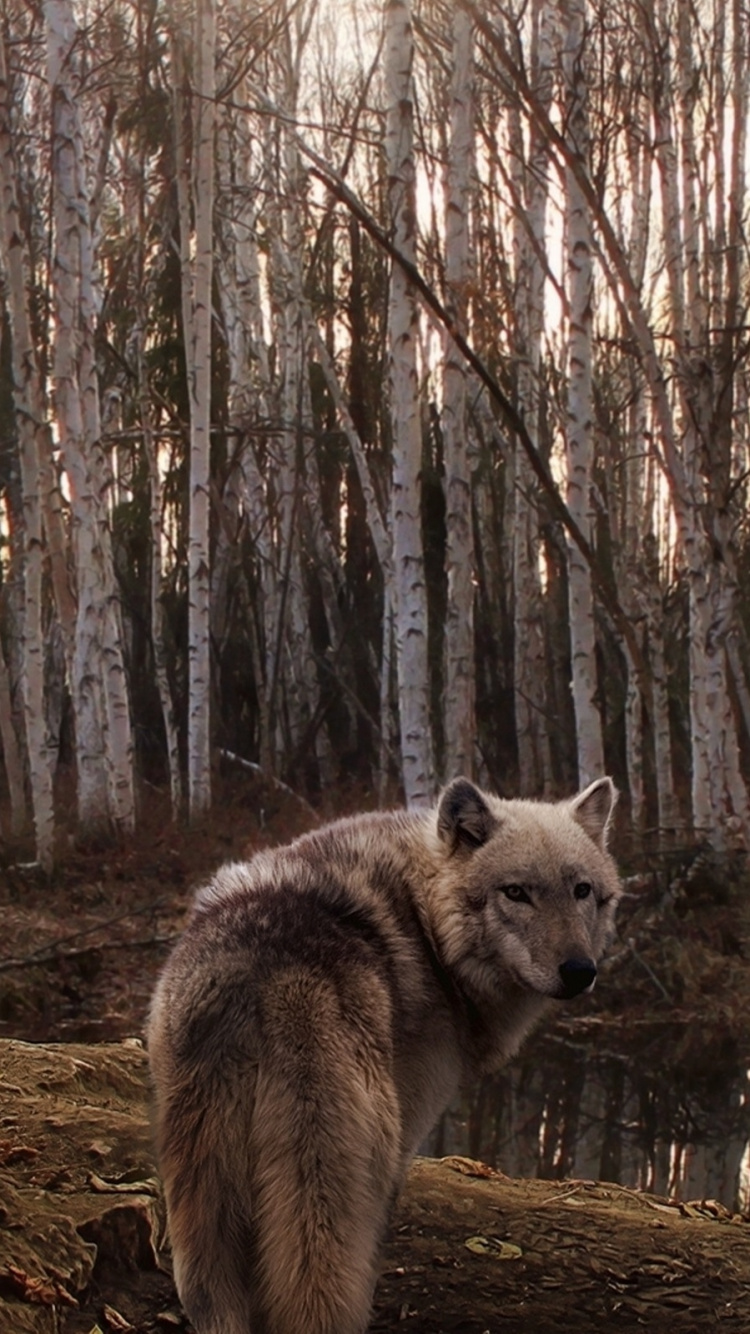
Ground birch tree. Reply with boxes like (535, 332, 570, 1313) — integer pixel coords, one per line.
(46, 0, 136, 838)
(509, 0, 554, 796)
(386, 0, 435, 804)
(169, 0, 215, 819)
(561, 0, 604, 786)
(2, 0, 750, 851)
(442, 6, 476, 782)
(0, 32, 54, 867)
(138, 340, 183, 819)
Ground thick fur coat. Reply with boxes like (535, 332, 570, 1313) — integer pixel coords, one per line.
(148, 777, 621, 1334)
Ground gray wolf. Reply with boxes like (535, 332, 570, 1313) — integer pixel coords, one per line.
(148, 776, 621, 1334)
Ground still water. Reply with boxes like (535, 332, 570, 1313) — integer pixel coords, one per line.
(428, 1020, 750, 1212)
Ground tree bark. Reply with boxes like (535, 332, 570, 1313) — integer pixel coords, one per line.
(442, 5, 476, 782)
(509, 0, 554, 797)
(385, 0, 435, 805)
(0, 30, 55, 867)
(170, 0, 215, 819)
(561, 0, 604, 786)
(46, 0, 136, 839)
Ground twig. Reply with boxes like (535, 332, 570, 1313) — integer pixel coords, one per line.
(626, 936, 673, 1002)
(538, 1184, 585, 1207)
(0, 934, 179, 973)
(219, 751, 321, 825)
(0, 897, 168, 973)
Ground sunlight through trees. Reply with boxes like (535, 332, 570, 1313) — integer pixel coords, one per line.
(0, 0, 749, 861)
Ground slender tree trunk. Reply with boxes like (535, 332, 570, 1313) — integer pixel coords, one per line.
(442, 5, 476, 781)
(561, 0, 604, 786)
(510, 0, 553, 796)
(188, 0, 214, 817)
(385, 0, 435, 804)
(0, 31, 55, 867)
(214, 97, 263, 759)
(215, 85, 278, 774)
(46, 0, 135, 838)
(139, 350, 183, 820)
(170, 0, 215, 819)
(378, 587, 396, 804)
(271, 34, 323, 780)
(612, 87, 655, 839)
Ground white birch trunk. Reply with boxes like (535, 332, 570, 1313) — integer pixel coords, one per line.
(188, 0, 214, 817)
(170, 0, 215, 818)
(39, 441, 76, 685)
(213, 106, 251, 653)
(510, 0, 553, 797)
(676, 3, 704, 349)
(386, 0, 435, 805)
(0, 31, 55, 866)
(378, 586, 396, 805)
(561, 0, 604, 787)
(47, 0, 108, 834)
(46, 0, 135, 837)
(442, 5, 476, 782)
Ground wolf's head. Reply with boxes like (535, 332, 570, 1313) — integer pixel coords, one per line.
(429, 777, 622, 1004)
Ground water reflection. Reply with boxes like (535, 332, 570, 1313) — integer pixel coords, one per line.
(428, 1025, 750, 1212)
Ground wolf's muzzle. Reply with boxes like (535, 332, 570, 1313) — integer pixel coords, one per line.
(558, 957, 597, 998)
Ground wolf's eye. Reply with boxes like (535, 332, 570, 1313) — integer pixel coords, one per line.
(502, 884, 531, 904)
(574, 882, 592, 900)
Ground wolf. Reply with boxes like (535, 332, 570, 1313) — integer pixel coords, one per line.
(148, 775, 621, 1334)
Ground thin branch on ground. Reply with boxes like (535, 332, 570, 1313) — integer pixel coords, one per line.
(0, 933, 179, 973)
(219, 750, 321, 825)
(0, 897, 169, 973)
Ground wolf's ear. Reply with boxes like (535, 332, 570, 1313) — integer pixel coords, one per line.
(570, 777, 617, 849)
(437, 778, 495, 852)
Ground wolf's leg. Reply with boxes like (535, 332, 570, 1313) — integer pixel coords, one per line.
(156, 1074, 265, 1334)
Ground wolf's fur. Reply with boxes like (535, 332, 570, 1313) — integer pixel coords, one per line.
(148, 777, 621, 1334)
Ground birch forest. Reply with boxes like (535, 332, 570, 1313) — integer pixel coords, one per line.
(1, 0, 749, 869)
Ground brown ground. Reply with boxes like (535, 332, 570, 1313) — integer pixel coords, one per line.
(1, 769, 750, 1333)
(1, 1039, 749, 1334)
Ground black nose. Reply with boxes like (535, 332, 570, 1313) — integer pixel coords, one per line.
(559, 957, 597, 997)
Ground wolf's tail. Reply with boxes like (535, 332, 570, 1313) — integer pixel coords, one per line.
(153, 968, 402, 1334)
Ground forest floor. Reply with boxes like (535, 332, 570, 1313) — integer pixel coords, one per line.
(2, 765, 750, 1333)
